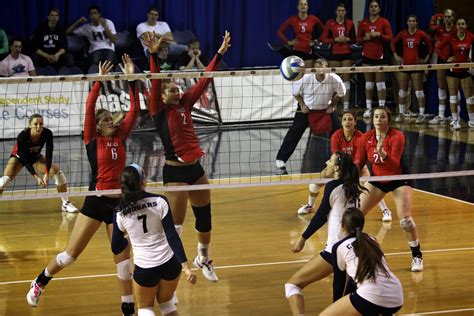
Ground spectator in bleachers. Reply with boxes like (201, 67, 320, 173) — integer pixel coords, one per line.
(0, 38, 36, 77)
(157, 42, 176, 71)
(32, 8, 74, 71)
(177, 39, 209, 70)
(66, 5, 117, 65)
(0, 27, 8, 60)
(136, 7, 174, 57)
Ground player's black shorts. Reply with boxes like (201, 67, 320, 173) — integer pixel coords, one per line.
(319, 250, 332, 264)
(12, 154, 42, 166)
(362, 56, 386, 66)
(81, 195, 120, 224)
(331, 53, 352, 62)
(400, 69, 424, 75)
(350, 291, 402, 315)
(446, 70, 471, 79)
(163, 161, 205, 185)
(370, 179, 412, 193)
(133, 255, 182, 287)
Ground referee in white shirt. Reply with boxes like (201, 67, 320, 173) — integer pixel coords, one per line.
(275, 58, 346, 175)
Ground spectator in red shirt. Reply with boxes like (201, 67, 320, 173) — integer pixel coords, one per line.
(391, 14, 433, 124)
(435, 17, 474, 129)
(354, 107, 424, 273)
(277, 0, 324, 66)
(429, 9, 457, 125)
(356, 0, 393, 118)
(320, 3, 355, 111)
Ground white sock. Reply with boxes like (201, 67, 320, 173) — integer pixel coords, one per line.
(343, 101, 349, 112)
(452, 112, 459, 121)
(121, 295, 133, 303)
(44, 267, 53, 277)
(366, 100, 373, 110)
(308, 195, 316, 206)
(379, 99, 386, 107)
(198, 242, 209, 261)
(275, 160, 286, 168)
(408, 240, 419, 248)
(61, 196, 68, 204)
(419, 107, 425, 115)
(399, 103, 405, 114)
(469, 112, 474, 121)
(378, 199, 388, 211)
(439, 105, 445, 118)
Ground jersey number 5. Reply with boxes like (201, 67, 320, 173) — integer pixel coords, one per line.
(138, 214, 148, 233)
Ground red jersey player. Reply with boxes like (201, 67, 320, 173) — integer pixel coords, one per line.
(298, 111, 392, 222)
(356, 0, 393, 118)
(435, 18, 474, 129)
(277, 0, 323, 63)
(391, 14, 433, 123)
(145, 31, 231, 284)
(429, 9, 457, 125)
(354, 107, 424, 273)
(320, 3, 355, 111)
(27, 55, 140, 316)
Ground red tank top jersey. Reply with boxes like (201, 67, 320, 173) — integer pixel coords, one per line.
(357, 17, 393, 60)
(320, 19, 356, 55)
(353, 128, 405, 177)
(432, 25, 457, 61)
(330, 128, 363, 160)
(436, 31, 474, 72)
(278, 15, 324, 53)
(391, 29, 433, 65)
(83, 81, 140, 190)
(149, 53, 222, 163)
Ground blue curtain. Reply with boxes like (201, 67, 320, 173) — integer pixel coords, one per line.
(2, 0, 438, 68)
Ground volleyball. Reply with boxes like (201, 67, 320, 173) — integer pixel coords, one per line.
(280, 56, 305, 81)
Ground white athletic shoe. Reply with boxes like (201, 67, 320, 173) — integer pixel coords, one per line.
(61, 201, 79, 213)
(193, 256, 219, 282)
(26, 280, 44, 307)
(297, 204, 314, 215)
(363, 109, 372, 118)
(468, 121, 474, 128)
(452, 120, 462, 130)
(415, 114, 426, 124)
(411, 257, 424, 272)
(381, 209, 392, 222)
(429, 116, 446, 124)
(395, 114, 405, 123)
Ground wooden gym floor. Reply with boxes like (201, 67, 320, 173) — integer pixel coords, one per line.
(0, 182, 473, 315)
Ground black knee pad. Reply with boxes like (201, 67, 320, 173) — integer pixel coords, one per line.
(192, 204, 212, 232)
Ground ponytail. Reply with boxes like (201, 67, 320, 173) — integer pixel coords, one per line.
(334, 151, 367, 206)
(119, 164, 145, 214)
(342, 207, 390, 282)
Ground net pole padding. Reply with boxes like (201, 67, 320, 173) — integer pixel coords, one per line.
(0, 170, 473, 201)
(0, 63, 473, 85)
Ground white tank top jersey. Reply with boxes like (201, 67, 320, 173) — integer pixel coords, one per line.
(335, 237, 404, 307)
(324, 183, 356, 253)
(115, 195, 174, 268)
(291, 72, 346, 110)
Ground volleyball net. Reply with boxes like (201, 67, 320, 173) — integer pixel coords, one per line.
(0, 62, 473, 200)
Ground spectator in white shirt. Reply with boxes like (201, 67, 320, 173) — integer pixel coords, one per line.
(136, 7, 186, 57)
(0, 38, 36, 77)
(67, 5, 117, 65)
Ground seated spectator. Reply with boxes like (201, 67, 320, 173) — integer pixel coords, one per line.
(177, 39, 209, 70)
(67, 5, 117, 65)
(157, 42, 176, 71)
(136, 7, 174, 57)
(0, 27, 8, 60)
(32, 8, 74, 70)
(0, 38, 36, 77)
